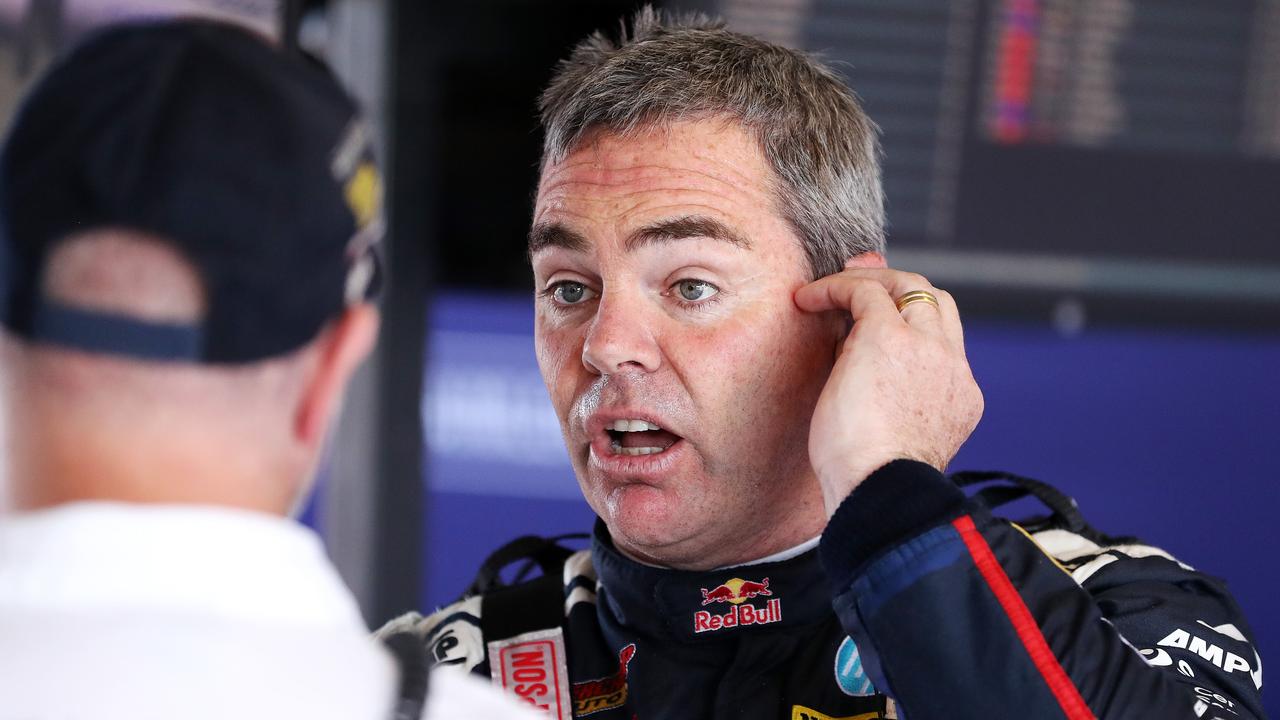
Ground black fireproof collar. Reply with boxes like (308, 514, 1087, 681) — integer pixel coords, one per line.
(590, 519, 835, 644)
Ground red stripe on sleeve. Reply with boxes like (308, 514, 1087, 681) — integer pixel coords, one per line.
(952, 515, 1095, 720)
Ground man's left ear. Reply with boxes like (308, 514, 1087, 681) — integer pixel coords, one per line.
(844, 252, 887, 270)
(295, 304, 380, 449)
(828, 252, 889, 339)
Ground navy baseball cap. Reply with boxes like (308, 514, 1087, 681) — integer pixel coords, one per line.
(0, 19, 382, 363)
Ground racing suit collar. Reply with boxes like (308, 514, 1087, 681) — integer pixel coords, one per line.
(591, 520, 833, 644)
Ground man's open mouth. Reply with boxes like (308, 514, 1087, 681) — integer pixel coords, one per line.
(604, 418, 682, 456)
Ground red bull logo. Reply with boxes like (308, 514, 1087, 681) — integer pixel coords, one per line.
(700, 577, 773, 606)
(695, 577, 782, 634)
(694, 598, 783, 633)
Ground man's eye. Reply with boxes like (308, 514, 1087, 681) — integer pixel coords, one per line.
(674, 279, 719, 303)
(551, 281, 595, 305)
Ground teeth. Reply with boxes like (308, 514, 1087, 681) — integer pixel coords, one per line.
(610, 419, 661, 432)
(605, 418, 669, 456)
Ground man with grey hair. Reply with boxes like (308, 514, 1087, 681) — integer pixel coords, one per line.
(388, 9, 1263, 720)
(0, 19, 538, 720)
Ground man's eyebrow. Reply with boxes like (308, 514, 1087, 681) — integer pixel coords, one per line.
(528, 222, 589, 254)
(625, 216, 752, 252)
(527, 216, 752, 255)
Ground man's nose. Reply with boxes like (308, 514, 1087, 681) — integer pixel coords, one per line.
(581, 292, 661, 375)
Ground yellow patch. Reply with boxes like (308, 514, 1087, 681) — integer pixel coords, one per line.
(791, 706, 879, 720)
(344, 162, 382, 227)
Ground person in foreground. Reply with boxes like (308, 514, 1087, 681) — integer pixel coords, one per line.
(381, 8, 1266, 720)
(0, 20, 537, 720)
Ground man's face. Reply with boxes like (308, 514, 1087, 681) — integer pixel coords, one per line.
(531, 119, 840, 569)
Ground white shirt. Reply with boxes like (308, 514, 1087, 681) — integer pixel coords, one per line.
(0, 502, 539, 720)
(425, 668, 546, 720)
(733, 535, 821, 567)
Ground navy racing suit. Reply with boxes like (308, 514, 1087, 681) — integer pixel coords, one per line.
(382, 461, 1265, 720)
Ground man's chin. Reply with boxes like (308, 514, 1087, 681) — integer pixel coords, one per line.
(599, 483, 704, 566)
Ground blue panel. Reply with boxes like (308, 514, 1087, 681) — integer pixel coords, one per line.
(423, 293, 577, 499)
(424, 491, 597, 610)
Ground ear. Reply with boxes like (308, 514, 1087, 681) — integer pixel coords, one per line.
(844, 251, 887, 270)
(294, 304, 380, 449)
(827, 252, 889, 341)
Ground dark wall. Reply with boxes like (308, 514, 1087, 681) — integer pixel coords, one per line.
(427, 1, 643, 291)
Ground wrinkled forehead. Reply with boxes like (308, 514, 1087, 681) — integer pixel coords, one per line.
(532, 120, 781, 233)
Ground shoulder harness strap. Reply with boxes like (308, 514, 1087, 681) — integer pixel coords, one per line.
(949, 469, 1136, 545)
(463, 533, 587, 643)
(381, 631, 429, 720)
(468, 534, 587, 720)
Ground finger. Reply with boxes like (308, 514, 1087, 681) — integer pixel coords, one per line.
(931, 287, 966, 350)
(836, 268, 946, 333)
(795, 272, 901, 327)
(896, 292, 944, 329)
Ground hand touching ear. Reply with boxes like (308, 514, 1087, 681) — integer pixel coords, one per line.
(795, 268, 982, 516)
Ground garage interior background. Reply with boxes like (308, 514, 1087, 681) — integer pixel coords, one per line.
(1, 1, 1276, 715)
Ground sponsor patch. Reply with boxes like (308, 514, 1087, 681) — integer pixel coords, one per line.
(425, 616, 483, 670)
(397, 597, 485, 673)
(328, 118, 384, 303)
(694, 599, 782, 633)
(1193, 686, 1241, 717)
(344, 161, 382, 228)
(834, 636, 877, 697)
(1141, 647, 1174, 667)
(329, 119, 382, 232)
(700, 577, 773, 606)
(1155, 627, 1261, 689)
(488, 629, 572, 720)
(695, 577, 782, 634)
(572, 644, 636, 716)
(791, 705, 879, 720)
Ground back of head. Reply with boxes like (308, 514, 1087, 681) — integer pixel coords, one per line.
(0, 19, 382, 363)
(539, 6, 885, 279)
(0, 20, 383, 512)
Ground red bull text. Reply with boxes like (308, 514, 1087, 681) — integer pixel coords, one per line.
(695, 577, 782, 634)
(694, 598, 783, 633)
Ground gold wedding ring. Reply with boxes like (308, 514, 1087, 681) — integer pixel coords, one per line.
(894, 290, 939, 313)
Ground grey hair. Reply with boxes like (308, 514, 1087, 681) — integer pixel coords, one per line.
(538, 6, 885, 278)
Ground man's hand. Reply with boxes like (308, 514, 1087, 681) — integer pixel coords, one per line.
(795, 268, 983, 516)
